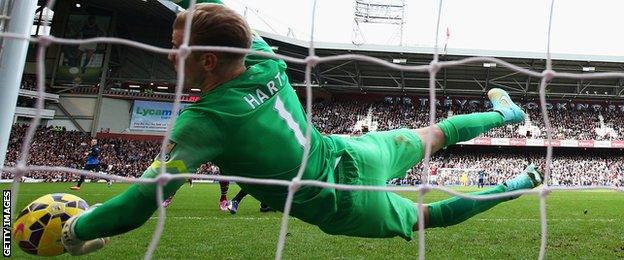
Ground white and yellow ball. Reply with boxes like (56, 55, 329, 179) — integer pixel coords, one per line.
(12, 193, 89, 256)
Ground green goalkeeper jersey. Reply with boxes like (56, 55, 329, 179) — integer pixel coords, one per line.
(164, 34, 340, 225)
(74, 1, 419, 242)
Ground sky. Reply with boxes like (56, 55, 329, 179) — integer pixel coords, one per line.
(221, 0, 624, 57)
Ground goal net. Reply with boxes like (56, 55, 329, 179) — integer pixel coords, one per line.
(1, 0, 622, 259)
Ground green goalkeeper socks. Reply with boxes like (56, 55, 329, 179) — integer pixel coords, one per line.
(426, 185, 512, 228)
(436, 112, 504, 147)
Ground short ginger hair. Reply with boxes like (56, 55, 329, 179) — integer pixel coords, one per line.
(173, 3, 252, 65)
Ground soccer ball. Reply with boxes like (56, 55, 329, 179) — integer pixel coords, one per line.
(12, 193, 89, 256)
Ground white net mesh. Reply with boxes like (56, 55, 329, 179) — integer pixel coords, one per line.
(1, 0, 624, 259)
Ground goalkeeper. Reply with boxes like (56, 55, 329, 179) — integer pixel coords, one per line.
(61, 1, 543, 255)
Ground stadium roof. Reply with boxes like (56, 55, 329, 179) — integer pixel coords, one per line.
(260, 30, 624, 64)
(42, 1, 624, 100)
(259, 30, 624, 100)
(41, 0, 176, 21)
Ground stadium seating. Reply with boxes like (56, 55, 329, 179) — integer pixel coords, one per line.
(4, 122, 622, 186)
(4, 97, 622, 185)
(312, 99, 623, 140)
(2, 125, 219, 181)
(398, 150, 623, 187)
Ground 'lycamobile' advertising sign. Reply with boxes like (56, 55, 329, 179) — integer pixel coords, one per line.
(130, 100, 190, 131)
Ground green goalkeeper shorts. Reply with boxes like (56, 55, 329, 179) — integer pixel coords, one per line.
(320, 128, 424, 241)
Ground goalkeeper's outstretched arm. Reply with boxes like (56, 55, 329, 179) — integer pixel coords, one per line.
(62, 112, 220, 255)
(60, 1, 255, 255)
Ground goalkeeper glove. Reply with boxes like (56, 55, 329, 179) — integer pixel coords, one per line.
(61, 204, 110, 256)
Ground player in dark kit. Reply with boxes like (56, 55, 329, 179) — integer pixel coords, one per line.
(478, 170, 486, 188)
(71, 138, 100, 190)
(228, 190, 273, 214)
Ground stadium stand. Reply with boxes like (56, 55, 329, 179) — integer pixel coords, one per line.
(9, 56, 624, 187)
(399, 149, 623, 187)
(2, 124, 220, 181)
(311, 99, 623, 140)
(5, 97, 622, 186)
(20, 76, 37, 91)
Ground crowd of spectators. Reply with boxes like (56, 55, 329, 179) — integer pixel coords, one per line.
(389, 150, 623, 187)
(2, 125, 220, 181)
(3, 124, 622, 187)
(20, 77, 37, 91)
(19, 72, 622, 140)
(3, 94, 623, 186)
(312, 101, 368, 134)
(311, 99, 623, 140)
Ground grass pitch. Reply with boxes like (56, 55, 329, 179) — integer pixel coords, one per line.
(3, 183, 623, 259)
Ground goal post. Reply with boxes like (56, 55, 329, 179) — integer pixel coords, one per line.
(0, 0, 38, 169)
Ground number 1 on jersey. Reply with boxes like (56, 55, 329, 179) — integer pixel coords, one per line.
(273, 96, 307, 148)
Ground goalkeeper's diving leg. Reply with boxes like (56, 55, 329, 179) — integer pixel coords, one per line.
(419, 164, 543, 229)
(410, 88, 540, 229)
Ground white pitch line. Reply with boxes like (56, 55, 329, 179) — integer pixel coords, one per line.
(474, 218, 617, 222)
(148, 216, 283, 221)
(10, 193, 117, 196)
(147, 216, 618, 222)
